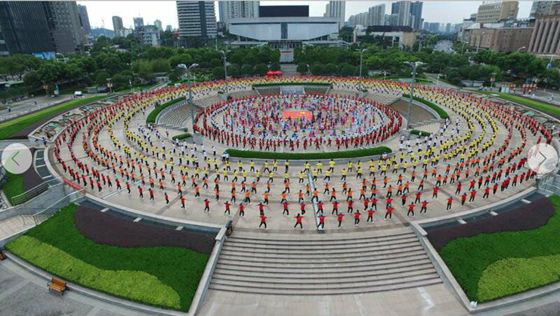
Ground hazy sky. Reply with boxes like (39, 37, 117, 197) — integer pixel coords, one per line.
(79, 1, 533, 30)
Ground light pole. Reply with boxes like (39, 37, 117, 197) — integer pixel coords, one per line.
(177, 63, 199, 133)
(359, 48, 367, 78)
(404, 61, 423, 131)
(220, 50, 228, 93)
(306, 64, 311, 75)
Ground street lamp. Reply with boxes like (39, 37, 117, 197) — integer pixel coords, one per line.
(359, 48, 367, 78)
(219, 50, 228, 93)
(106, 78, 113, 93)
(177, 63, 199, 133)
(306, 64, 311, 75)
(404, 61, 424, 130)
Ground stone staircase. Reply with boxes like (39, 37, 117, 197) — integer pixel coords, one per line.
(0, 215, 35, 241)
(209, 228, 441, 295)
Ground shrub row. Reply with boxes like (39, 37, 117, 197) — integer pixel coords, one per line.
(146, 98, 184, 124)
(225, 147, 391, 160)
(410, 129, 431, 137)
(252, 82, 332, 88)
(172, 133, 192, 141)
(402, 93, 449, 119)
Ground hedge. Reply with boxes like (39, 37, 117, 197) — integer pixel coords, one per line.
(225, 146, 391, 160)
(6, 204, 209, 311)
(172, 133, 192, 141)
(402, 93, 449, 119)
(146, 97, 184, 124)
(410, 129, 431, 137)
(439, 195, 560, 303)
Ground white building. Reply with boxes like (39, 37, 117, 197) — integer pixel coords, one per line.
(391, 1, 412, 27)
(154, 19, 163, 31)
(177, 0, 217, 38)
(324, 1, 345, 30)
(368, 4, 386, 26)
(219, 1, 259, 28)
(142, 25, 160, 46)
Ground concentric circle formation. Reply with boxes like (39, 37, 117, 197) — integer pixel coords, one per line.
(195, 94, 402, 151)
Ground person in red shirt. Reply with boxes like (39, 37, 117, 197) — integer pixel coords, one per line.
(386, 197, 393, 208)
(407, 203, 415, 216)
(149, 188, 154, 200)
(367, 208, 375, 223)
(420, 200, 428, 213)
(317, 214, 326, 229)
(461, 193, 467, 205)
(483, 186, 490, 199)
(347, 200, 354, 213)
(469, 189, 477, 202)
(224, 201, 231, 215)
(204, 198, 210, 212)
(371, 197, 377, 210)
(239, 203, 245, 216)
(294, 213, 303, 229)
(164, 192, 169, 204)
(401, 194, 407, 206)
(385, 206, 394, 219)
(353, 210, 361, 225)
(414, 191, 421, 203)
(258, 202, 265, 215)
(432, 186, 439, 198)
(446, 197, 453, 210)
(337, 213, 344, 227)
(259, 214, 267, 229)
(317, 200, 324, 213)
(181, 195, 186, 208)
(332, 200, 339, 214)
(283, 201, 289, 215)
(300, 202, 306, 215)
(455, 182, 462, 195)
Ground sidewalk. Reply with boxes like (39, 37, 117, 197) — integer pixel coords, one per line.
(0, 95, 74, 123)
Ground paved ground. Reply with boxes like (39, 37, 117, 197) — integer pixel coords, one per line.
(0, 95, 74, 123)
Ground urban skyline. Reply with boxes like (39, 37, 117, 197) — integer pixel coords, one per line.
(79, 1, 533, 31)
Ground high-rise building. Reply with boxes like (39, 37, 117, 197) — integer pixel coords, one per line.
(391, 1, 412, 27)
(154, 19, 163, 31)
(476, 0, 519, 23)
(166, 25, 173, 32)
(0, 1, 55, 55)
(528, 2, 560, 56)
(142, 25, 160, 46)
(176, 1, 217, 39)
(530, 0, 560, 18)
(324, 1, 345, 30)
(78, 4, 91, 35)
(220, 1, 259, 26)
(410, 2, 423, 30)
(133, 17, 144, 30)
(368, 4, 385, 26)
(45, 1, 87, 53)
(112, 16, 124, 37)
(423, 22, 440, 33)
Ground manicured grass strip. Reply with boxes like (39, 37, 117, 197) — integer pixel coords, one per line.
(146, 98, 184, 124)
(495, 93, 560, 119)
(410, 129, 431, 137)
(226, 146, 391, 160)
(402, 93, 449, 119)
(9, 236, 181, 308)
(6, 204, 209, 311)
(0, 95, 105, 140)
(439, 195, 560, 303)
(172, 133, 192, 141)
(252, 82, 332, 88)
(1, 172, 24, 205)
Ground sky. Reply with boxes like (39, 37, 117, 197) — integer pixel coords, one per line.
(79, 0, 533, 30)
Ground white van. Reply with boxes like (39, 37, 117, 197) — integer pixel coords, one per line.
(74, 91, 83, 97)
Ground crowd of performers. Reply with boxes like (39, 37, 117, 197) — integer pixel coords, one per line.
(193, 94, 402, 151)
(50, 77, 554, 229)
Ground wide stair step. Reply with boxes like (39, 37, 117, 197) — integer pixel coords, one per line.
(209, 228, 441, 295)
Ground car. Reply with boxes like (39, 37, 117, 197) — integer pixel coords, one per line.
(74, 91, 83, 97)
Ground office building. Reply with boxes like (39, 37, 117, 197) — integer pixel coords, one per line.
(528, 2, 560, 56)
(220, 1, 259, 27)
(112, 16, 124, 37)
(133, 17, 144, 30)
(391, 1, 411, 27)
(142, 25, 160, 46)
(365, 26, 417, 48)
(78, 4, 91, 35)
(0, 2, 55, 55)
(166, 25, 173, 32)
(410, 2, 423, 30)
(467, 25, 533, 52)
(154, 19, 163, 31)
(348, 12, 369, 27)
(46, 1, 87, 53)
(368, 4, 386, 26)
(476, 0, 519, 23)
(176, 1, 217, 39)
(324, 1, 345, 30)
(530, 1, 560, 18)
(423, 22, 440, 33)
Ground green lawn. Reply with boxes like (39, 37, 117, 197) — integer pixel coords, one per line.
(495, 93, 560, 118)
(6, 204, 209, 311)
(226, 146, 391, 160)
(439, 195, 560, 303)
(1, 172, 24, 205)
(146, 98, 184, 124)
(402, 94, 449, 119)
(0, 95, 106, 140)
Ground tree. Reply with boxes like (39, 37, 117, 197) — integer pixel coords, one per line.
(325, 63, 338, 75)
(254, 63, 268, 76)
(241, 64, 253, 76)
(23, 71, 41, 88)
(212, 66, 225, 79)
(310, 64, 325, 76)
(339, 63, 356, 76)
(296, 63, 308, 74)
(228, 64, 241, 77)
(151, 59, 171, 73)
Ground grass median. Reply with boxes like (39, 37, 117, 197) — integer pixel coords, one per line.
(439, 195, 560, 303)
(402, 93, 449, 119)
(1, 172, 24, 205)
(0, 95, 105, 140)
(6, 204, 209, 311)
(146, 98, 184, 124)
(496, 93, 560, 119)
(225, 146, 391, 160)
(172, 132, 192, 141)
